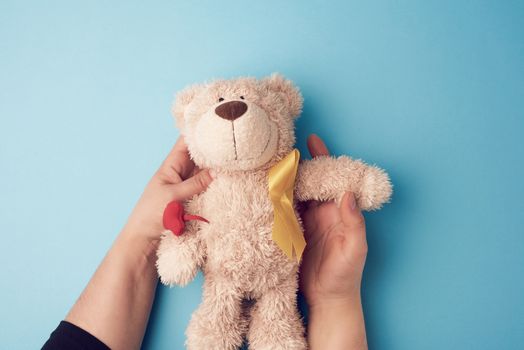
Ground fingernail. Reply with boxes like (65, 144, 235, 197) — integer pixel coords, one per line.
(348, 192, 356, 211)
(209, 169, 216, 179)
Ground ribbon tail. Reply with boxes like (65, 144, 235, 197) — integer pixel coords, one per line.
(290, 226, 306, 262)
(268, 149, 306, 262)
(272, 204, 294, 260)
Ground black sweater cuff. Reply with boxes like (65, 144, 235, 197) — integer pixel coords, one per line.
(42, 320, 110, 350)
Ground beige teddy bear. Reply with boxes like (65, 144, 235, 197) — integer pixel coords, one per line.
(156, 74, 392, 350)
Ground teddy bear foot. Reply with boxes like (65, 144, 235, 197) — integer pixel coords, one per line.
(185, 280, 247, 350)
(247, 320, 307, 350)
(248, 337, 307, 350)
(186, 310, 246, 350)
(246, 284, 307, 350)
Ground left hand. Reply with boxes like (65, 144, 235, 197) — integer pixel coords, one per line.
(122, 137, 214, 245)
(62, 137, 211, 350)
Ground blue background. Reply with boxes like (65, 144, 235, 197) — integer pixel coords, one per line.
(1, 1, 523, 349)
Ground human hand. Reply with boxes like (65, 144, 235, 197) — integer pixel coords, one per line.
(63, 137, 212, 350)
(299, 134, 368, 306)
(299, 134, 368, 349)
(121, 137, 213, 246)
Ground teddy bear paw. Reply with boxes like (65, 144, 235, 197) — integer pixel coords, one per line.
(156, 248, 198, 287)
(358, 165, 392, 210)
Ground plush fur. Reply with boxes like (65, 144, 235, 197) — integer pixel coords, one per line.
(156, 74, 392, 350)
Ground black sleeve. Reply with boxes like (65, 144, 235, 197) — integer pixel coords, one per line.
(42, 320, 110, 350)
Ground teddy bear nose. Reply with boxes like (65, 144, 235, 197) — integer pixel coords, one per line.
(215, 101, 248, 121)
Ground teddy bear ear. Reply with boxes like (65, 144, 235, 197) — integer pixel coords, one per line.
(171, 84, 201, 128)
(262, 73, 303, 118)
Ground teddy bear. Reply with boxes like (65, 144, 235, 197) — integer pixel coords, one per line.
(156, 74, 392, 350)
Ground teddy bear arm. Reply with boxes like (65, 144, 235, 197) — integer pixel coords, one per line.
(155, 199, 206, 286)
(295, 156, 392, 210)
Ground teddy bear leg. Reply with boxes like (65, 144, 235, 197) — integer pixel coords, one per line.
(186, 277, 246, 350)
(247, 277, 307, 350)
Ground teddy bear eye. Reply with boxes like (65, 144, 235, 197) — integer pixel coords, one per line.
(240, 96, 245, 100)
(218, 97, 225, 102)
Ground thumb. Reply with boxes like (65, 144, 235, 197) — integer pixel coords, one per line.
(171, 169, 214, 201)
(339, 192, 367, 242)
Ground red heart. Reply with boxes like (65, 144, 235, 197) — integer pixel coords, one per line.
(162, 201, 209, 236)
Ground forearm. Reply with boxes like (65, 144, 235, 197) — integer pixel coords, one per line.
(65, 231, 159, 350)
(307, 295, 368, 350)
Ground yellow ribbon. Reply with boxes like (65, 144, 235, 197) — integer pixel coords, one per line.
(268, 149, 306, 262)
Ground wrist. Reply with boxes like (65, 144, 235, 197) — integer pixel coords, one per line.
(307, 294, 367, 350)
(112, 229, 160, 275)
(309, 293, 362, 322)
(121, 216, 163, 245)
(307, 286, 361, 308)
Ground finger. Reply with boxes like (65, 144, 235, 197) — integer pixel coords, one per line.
(192, 165, 202, 177)
(339, 192, 367, 242)
(160, 137, 195, 181)
(307, 134, 330, 158)
(170, 169, 214, 201)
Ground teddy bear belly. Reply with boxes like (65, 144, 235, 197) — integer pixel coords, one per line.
(201, 221, 298, 293)
(198, 180, 298, 293)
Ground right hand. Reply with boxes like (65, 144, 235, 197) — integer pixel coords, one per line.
(299, 135, 368, 309)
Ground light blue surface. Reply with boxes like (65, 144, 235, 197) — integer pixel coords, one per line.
(1, 1, 523, 349)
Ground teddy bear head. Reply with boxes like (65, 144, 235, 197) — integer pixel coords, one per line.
(173, 74, 303, 172)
